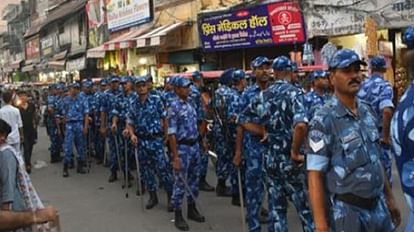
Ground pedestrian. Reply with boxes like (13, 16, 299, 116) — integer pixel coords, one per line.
(190, 71, 214, 192)
(0, 91, 23, 155)
(0, 118, 53, 231)
(307, 49, 401, 232)
(236, 56, 271, 232)
(17, 91, 37, 174)
(168, 76, 205, 231)
(240, 56, 314, 232)
(61, 83, 90, 177)
(391, 26, 414, 232)
(127, 76, 173, 211)
(357, 55, 395, 185)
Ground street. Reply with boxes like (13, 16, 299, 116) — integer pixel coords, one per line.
(30, 127, 410, 232)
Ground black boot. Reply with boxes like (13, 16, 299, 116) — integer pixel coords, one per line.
(187, 203, 205, 222)
(77, 161, 86, 174)
(199, 176, 215, 192)
(231, 194, 241, 206)
(216, 179, 231, 197)
(145, 191, 159, 209)
(63, 163, 69, 178)
(167, 192, 173, 212)
(174, 209, 189, 231)
(108, 171, 118, 182)
(68, 159, 75, 169)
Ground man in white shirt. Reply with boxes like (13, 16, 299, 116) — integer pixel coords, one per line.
(0, 91, 23, 154)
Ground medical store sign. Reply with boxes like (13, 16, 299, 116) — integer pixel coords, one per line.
(199, 2, 306, 51)
(107, 0, 153, 32)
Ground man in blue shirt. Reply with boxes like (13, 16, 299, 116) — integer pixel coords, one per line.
(304, 70, 330, 120)
(168, 76, 205, 231)
(307, 49, 400, 232)
(128, 76, 173, 211)
(93, 79, 108, 164)
(61, 83, 89, 177)
(391, 26, 414, 232)
(357, 56, 394, 185)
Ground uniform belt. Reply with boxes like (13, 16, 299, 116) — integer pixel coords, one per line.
(138, 133, 163, 140)
(336, 193, 378, 210)
(177, 138, 198, 146)
(66, 120, 83, 123)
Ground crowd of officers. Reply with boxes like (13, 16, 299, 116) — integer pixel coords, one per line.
(42, 26, 414, 232)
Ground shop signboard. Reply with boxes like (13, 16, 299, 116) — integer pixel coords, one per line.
(107, 0, 153, 32)
(199, 1, 306, 51)
(305, 0, 414, 38)
(66, 56, 86, 71)
(25, 37, 40, 61)
(41, 35, 54, 56)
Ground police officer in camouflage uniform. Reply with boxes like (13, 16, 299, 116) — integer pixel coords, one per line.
(100, 76, 123, 182)
(241, 56, 314, 232)
(168, 76, 205, 231)
(111, 76, 134, 184)
(128, 76, 173, 211)
(304, 70, 331, 120)
(80, 79, 96, 159)
(212, 68, 235, 197)
(391, 26, 414, 232)
(46, 84, 61, 163)
(93, 79, 108, 164)
(61, 83, 90, 177)
(307, 49, 400, 232)
(357, 56, 394, 186)
(236, 56, 271, 232)
(227, 69, 246, 206)
(190, 71, 214, 192)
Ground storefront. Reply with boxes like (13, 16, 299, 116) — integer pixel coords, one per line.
(198, 1, 306, 70)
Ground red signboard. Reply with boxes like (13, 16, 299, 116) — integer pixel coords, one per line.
(268, 2, 305, 44)
(25, 37, 40, 61)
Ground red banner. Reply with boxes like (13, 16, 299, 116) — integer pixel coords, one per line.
(268, 2, 305, 44)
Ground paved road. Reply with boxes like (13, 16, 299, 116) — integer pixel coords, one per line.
(29, 127, 409, 232)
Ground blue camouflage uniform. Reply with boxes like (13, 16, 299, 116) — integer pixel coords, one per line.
(61, 84, 89, 164)
(168, 77, 201, 210)
(101, 77, 123, 173)
(93, 79, 108, 161)
(307, 50, 394, 232)
(46, 85, 60, 159)
(242, 56, 314, 232)
(357, 56, 394, 185)
(80, 80, 96, 156)
(239, 56, 271, 232)
(304, 71, 331, 120)
(110, 76, 135, 173)
(212, 69, 236, 191)
(391, 26, 414, 232)
(127, 77, 173, 194)
(189, 71, 210, 181)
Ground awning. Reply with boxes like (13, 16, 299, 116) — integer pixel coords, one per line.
(66, 56, 86, 71)
(104, 25, 152, 51)
(137, 22, 185, 48)
(48, 60, 66, 70)
(87, 45, 105, 58)
(22, 64, 36, 72)
(10, 59, 23, 69)
(53, 50, 67, 60)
